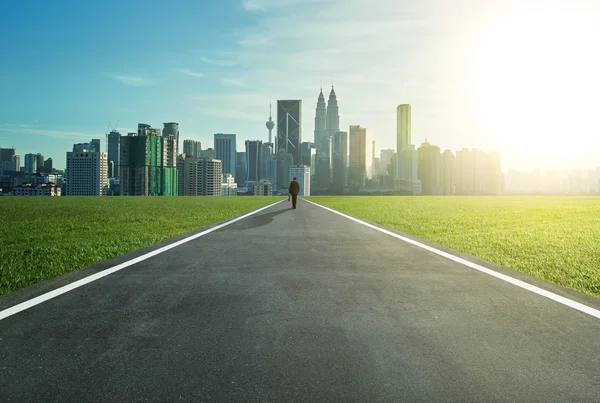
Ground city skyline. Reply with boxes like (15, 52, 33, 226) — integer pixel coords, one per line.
(1, 0, 599, 173)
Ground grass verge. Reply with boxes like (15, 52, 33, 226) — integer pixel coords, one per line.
(0, 196, 283, 295)
(305, 196, 600, 299)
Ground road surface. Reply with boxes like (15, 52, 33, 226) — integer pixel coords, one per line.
(1, 199, 599, 402)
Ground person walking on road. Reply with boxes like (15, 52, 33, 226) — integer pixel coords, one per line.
(288, 177, 300, 209)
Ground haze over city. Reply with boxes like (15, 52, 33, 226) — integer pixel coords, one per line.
(1, 0, 600, 171)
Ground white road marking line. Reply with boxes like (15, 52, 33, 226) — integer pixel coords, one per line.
(0, 200, 285, 321)
(303, 198, 600, 320)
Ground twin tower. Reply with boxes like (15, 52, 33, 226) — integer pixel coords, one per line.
(314, 86, 340, 189)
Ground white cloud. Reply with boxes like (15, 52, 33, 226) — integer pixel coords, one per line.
(0, 126, 99, 140)
(176, 68, 205, 77)
(221, 77, 246, 88)
(110, 75, 153, 86)
(199, 57, 236, 67)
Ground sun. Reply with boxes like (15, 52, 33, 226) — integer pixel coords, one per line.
(467, 3, 600, 161)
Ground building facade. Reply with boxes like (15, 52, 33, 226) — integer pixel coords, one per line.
(11, 183, 61, 196)
(214, 133, 237, 176)
(65, 148, 108, 196)
(107, 130, 121, 178)
(348, 125, 373, 188)
(331, 131, 348, 191)
(276, 99, 302, 165)
(0, 148, 15, 172)
(254, 179, 273, 196)
(221, 173, 238, 196)
(417, 140, 441, 195)
(163, 122, 180, 155)
(120, 127, 178, 196)
(183, 139, 202, 158)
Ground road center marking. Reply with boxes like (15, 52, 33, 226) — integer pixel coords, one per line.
(0, 200, 285, 321)
(303, 199, 600, 320)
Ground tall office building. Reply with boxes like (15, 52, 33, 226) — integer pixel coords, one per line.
(235, 152, 247, 187)
(24, 153, 37, 175)
(440, 149, 455, 195)
(245, 140, 262, 182)
(120, 126, 178, 196)
(107, 130, 121, 178)
(417, 140, 441, 195)
(183, 139, 202, 158)
(326, 87, 340, 136)
(163, 122, 180, 155)
(300, 142, 315, 167)
(290, 165, 311, 196)
(0, 148, 15, 172)
(214, 133, 237, 176)
(65, 144, 108, 196)
(276, 149, 294, 192)
(11, 155, 20, 172)
(276, 99, 302, 165)
(91, 139, 101, 153)
(348, 125, 373, 188)
(395, 104, 421, 194)
(260, 142, 273, 180)
(44, 158, 53, 172)
(331, 131, 348, 191)
(35, 153, 44, 173)
(314, 89, 327, 187)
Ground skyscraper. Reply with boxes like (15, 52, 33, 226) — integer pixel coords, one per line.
(276, 100, 302, 165)
(313, 89, 329, 190)
(11, 155, 20, 172)
(440, 149, 455, 196)
(245, 140, 262, 182)
(0, 148, 15, 172)
(91, 139, 101, 153)
(417, 140, 441, 195)
(107, 130, 121, 178)
(163, 122, 180, 155)
(35, 153, 44, 173)
(266, 104, 275, 144)
(214, 133, 237, 176)
(326, 87, 340, 137)
(65, 144, 108, 196)
(331, 131, 348, 191)
(120, 126, 178, 196)
(396, 104, 411, 155)
(235, 152, 247, 187)
(348, 125, 373, 188)
(395, 104, 421, 194)
(24, 153, 37, 174)
(183, 139, 201, 158)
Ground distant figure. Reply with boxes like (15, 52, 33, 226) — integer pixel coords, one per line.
(288, 177, 300, 209)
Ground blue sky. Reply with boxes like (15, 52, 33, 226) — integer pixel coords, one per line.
(2, 0, 600, 171)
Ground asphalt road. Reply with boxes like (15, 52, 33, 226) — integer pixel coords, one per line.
(1, 198, 599, 402)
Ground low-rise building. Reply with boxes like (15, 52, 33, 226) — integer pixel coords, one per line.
(11, 183, 61, 196)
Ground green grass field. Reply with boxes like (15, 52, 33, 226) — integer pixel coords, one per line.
(0, 196, 283, 295)
(306, 196, 600, 299)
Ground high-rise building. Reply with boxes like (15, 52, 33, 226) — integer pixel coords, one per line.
(24, 153, 37, 174)
(348, 125, 373, 188)
(91, 139, 101, 153)
(440, 149, 455, 196)
(417, 140, 441, 195)
(314, 89, 328, 187)
(163, 122, 180, 155)
(35, 153, 44, 173)
(245, 140, 262, 182)
(198, 158, 223, 196)
(65, 146, 108, 196)
(276, 99, 302, 165)
(331, 131, 348, 191)
(107, 130, 121, 178)
(235, 152, 247, 187)
(266, 104, 275, 144)
(276, 149, 294, 192)
(290, 165, 311, 196)
(300, 142, 315, 167)
(44, 158, 53, 172)
(260, 142, 273, 180)
(396, 104, 411, 156)
(120, 127, 178, 196)
(395, 104, 421, 194)
(221, 173, 238, 196)
(11, 155, 20, 172)
(214, 133, 236, 176)
(326, 87, 340, 137)
(0, 148, 15, 172)
(183, 139, 201, 158)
